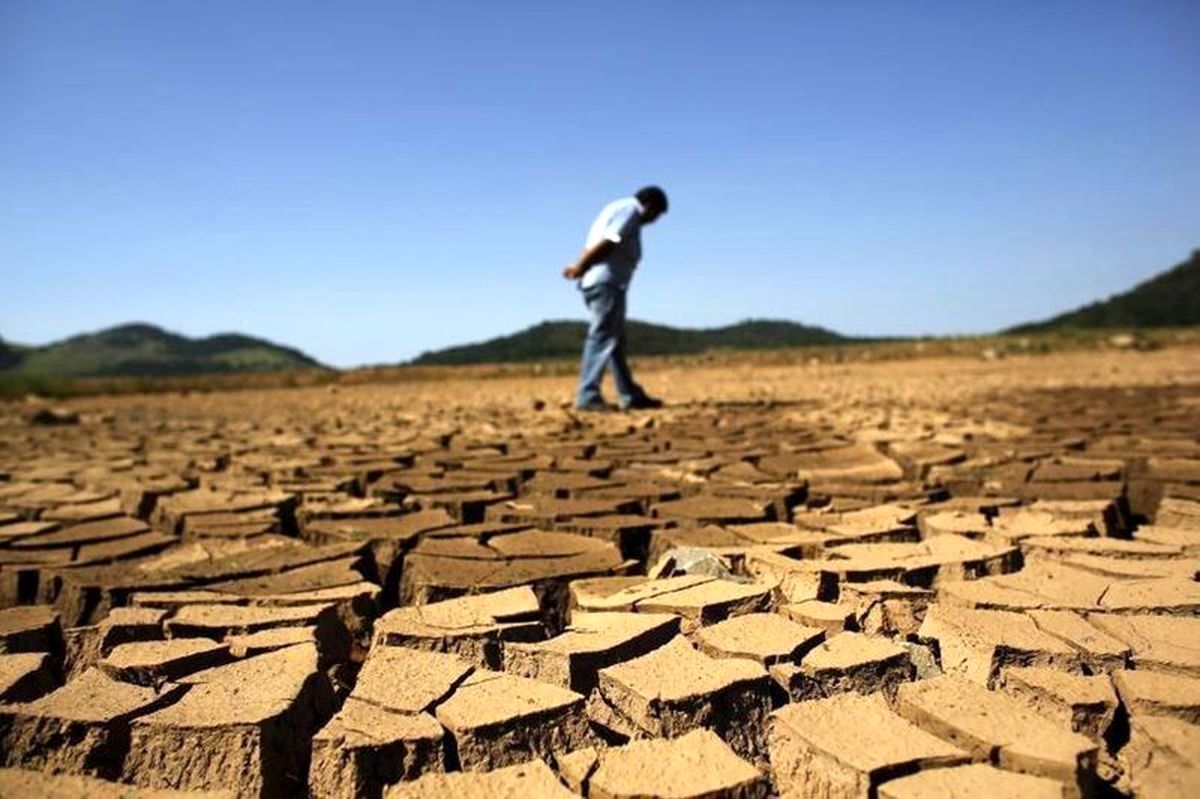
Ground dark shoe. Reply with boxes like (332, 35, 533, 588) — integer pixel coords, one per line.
(575, 400, 618, 413)
(623, 395, 664, 410)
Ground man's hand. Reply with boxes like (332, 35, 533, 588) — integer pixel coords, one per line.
(562, 239, 612, 281)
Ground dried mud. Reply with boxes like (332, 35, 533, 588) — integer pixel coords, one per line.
(0, 348, 1199, 797)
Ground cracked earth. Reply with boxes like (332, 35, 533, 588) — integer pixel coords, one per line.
(1, 348, 1198, 797)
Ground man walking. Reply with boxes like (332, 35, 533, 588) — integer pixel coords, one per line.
(562, 186, 668, 411)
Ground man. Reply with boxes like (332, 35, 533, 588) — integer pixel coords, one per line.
(562, 186, 668, 411)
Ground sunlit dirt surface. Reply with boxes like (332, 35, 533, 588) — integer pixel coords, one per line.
(1, 347, 1198, 797)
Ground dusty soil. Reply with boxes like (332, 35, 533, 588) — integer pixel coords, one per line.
(0, 347, 1199, 798)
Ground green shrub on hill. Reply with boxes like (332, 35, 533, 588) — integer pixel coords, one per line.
(411, 318, 848, 365)
(0, 323, 327, 378)
(1010, 249, 1200, 332)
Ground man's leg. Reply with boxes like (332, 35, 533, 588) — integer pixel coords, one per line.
(606, 288, 646, 407)
(575, 285, 620, 408)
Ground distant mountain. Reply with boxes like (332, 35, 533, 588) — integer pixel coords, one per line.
(411, 319, 849, 365)
(1009, 249, 1200, 333)
(0, 338, 28, 371)
(0, 323, 327, 377)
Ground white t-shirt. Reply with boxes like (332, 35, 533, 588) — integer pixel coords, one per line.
(579, 196, 644, 290)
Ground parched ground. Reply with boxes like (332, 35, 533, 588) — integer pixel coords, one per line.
(0, 347, 1198, 798)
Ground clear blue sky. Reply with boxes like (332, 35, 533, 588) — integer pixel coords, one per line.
(3, 2, 1197, 367)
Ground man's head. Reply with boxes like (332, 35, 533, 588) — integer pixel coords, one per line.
(635, 185, 668, 223)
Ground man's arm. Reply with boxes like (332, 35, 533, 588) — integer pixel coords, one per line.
(562, 238, 614, 280)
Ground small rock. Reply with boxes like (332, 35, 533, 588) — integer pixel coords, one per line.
(28, 407, 79, 426)
(1108, 333, 1136, 348)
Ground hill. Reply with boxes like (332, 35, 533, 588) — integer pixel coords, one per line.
(0, 338, 29, 371)
(1009, 249, 1200, 333)
(411, 319, 849, 365)
(1, 323, 327, 378)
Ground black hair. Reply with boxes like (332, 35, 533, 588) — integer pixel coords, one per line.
(635, 185, 668, 214)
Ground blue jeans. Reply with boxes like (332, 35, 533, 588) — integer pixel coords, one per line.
(575, 283, 645, 408)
